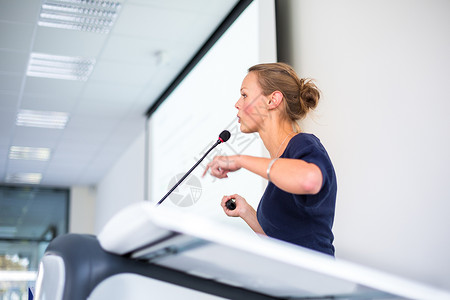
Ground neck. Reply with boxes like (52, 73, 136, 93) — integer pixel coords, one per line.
(259, 119, 296, 158)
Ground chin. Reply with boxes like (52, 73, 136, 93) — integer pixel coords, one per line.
(239, 123, 256, 134)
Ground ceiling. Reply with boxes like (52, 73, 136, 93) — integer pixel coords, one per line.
(0, 0, 239, 187)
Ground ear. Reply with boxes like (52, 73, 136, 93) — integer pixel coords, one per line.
(267, 91, 283, 109)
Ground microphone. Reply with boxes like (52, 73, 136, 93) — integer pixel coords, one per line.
(218, 130, 231, 144)
(156, 130, 231, 206)
(225, 198, 236, 210)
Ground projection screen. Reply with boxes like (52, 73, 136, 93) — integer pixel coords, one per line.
(147, 0, 276, 231)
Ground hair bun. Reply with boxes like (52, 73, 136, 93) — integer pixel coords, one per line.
(299, 78, 320, 111)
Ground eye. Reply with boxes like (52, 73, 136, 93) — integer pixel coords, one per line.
(241, 93, 247, 99)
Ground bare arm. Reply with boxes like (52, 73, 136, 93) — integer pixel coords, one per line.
(205, 155, 323, 195)
(221, 194, 266, 236)
(239, 155, 323, 194)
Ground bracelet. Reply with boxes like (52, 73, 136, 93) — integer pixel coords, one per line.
(266, 158, 279, 182)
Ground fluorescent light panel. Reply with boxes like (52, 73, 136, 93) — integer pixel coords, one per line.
(16, 109, 69, 129)
(9, 146, 51, 161)
(0, 271, 37, 282)
(27, 52, 95, 81)
(38, 0, 121, 34)
(6, 173, 43, 185)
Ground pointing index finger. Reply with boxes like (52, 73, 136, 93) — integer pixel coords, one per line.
(202, 163, 210, 177)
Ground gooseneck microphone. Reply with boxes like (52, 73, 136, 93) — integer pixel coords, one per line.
(156, 130, 231, 206)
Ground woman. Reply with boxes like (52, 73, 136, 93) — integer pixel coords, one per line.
(203, 63, 337, 256)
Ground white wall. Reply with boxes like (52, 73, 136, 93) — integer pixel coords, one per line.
(69, 186, 96, 234)
(95, 130, 146, 234)
(277, 0, 450, 291)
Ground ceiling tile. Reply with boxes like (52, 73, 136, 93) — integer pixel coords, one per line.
(7, 159, 47, 173)
(0, 50, 31, 73)
(74, 98, 133, 118)
(81, 81, 142, 102)
(32, 27, 108, 57)
(23, 76, 85, 98)
(101, 35, 195, 64)
(87, 146, 127, 167)
(52, 140, 100, 158)
(132, 0, 237, 16)
(89, 60, 158, 86)
(64, 114, 118, 132)
(50, 149, 95, 165)
(59, 128, 110, 145)
(0, 21, 35, 52)
(0, 0, 41, 23)
(128, 0, 210, 12)
(20, 93, 78, 112)
(113, 3, 197, 40)
(0, 147, 8, 159)
(0, 148, 7, 179)
(11, 126, 62, 148)
(127, 0, 238, 17)
(0, 73, 23, 93)
(138, 63, 185, 100)
(204, 0, 239, 18)
(43, 163, 86, 184)
(0, 135, 11, 147)
(116, 115, 146, 133)
(0, 92, 19, 111)
(127, 99, 154, 117)
(0, 109, 16, 142)
(57, 131, 113, 155)
(45, 160, 88, 173)
(100, 127, 144, 151)
(186, 14, 229, 45)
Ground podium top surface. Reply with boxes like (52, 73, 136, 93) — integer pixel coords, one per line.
(97, 202, 450, 300)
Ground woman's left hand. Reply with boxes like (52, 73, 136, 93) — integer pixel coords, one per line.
(202, 155, 241, 179)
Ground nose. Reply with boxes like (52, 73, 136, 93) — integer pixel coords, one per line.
(235, 97, 241, 110)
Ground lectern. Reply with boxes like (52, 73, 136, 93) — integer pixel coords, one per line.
(34, 202, 450, 299)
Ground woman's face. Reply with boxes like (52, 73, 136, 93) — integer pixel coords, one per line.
(235, 72, 268, 133)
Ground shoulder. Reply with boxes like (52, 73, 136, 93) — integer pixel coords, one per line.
(283, 133, 328, 160)
(289, 133, 323, 149)
(287, 133, 337, 195)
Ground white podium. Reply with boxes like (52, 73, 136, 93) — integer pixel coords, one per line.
(34, 202, 450, 300)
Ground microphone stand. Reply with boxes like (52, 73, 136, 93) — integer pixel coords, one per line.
(156, 139, 221, 206)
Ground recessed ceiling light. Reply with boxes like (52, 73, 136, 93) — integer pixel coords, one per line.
(9, 146, 51, 161)
(27, 52, 96, 81)
(16, 109, 69, 129)
(5, 173, 43, 185)
(38, 0, 121, 34)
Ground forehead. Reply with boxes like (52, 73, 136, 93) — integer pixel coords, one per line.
(241, 72, 260, 90)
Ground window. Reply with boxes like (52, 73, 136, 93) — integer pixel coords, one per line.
(0, 186, 69, 299)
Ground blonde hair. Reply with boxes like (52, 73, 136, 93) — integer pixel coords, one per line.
(248, 63, 320, 130)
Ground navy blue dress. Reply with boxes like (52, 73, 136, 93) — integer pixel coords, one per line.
(257, 133, 337, 256)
